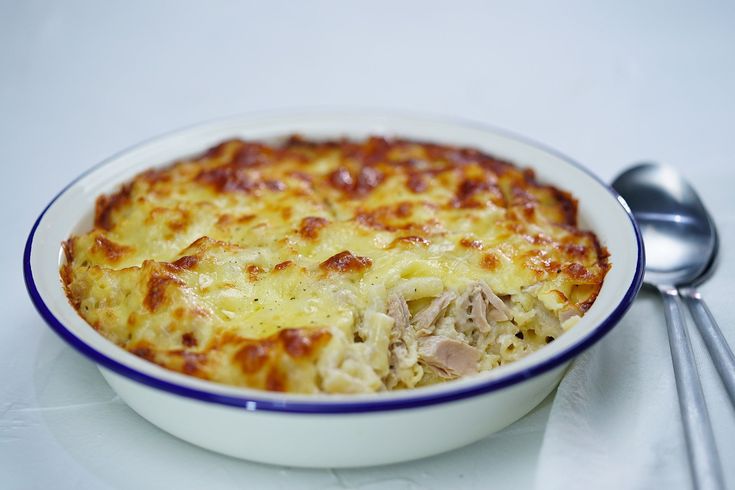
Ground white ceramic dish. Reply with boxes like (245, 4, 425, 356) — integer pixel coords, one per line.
(24, 111, 644, 468)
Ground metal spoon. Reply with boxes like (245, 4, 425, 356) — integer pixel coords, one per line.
(612, 163, 727, 490)
(615, 165, 735, 399)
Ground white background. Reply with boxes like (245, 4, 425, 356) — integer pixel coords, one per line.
(2, 1, 734, 488)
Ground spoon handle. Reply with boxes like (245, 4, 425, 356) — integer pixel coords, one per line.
(659, 287, 725, 490)
(681, 289, 735, 407)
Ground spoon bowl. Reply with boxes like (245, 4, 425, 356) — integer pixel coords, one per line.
(612, 163, 715, 287)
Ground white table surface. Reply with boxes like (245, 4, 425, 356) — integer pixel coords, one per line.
(2, 1, 734, 488)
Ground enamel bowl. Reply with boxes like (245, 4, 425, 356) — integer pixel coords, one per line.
(24, 111, 644, 468)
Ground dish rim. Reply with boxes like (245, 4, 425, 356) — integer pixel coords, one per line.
(23, 109, 645, 414)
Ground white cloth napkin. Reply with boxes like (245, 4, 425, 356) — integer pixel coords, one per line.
(535, 289, 694, 489)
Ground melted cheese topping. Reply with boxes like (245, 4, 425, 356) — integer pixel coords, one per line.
(63, 136, 609, 393)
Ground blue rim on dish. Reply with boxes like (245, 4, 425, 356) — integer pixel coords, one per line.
(23, 111, 646, 414)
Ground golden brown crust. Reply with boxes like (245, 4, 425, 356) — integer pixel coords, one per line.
(299, 216, 330, 240)
(95, 183, 132, 230)
(230, 328, 332, 391)
(319, 251, 373, 273)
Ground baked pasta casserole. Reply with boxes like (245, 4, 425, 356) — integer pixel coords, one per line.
(62, 136, 610, 393)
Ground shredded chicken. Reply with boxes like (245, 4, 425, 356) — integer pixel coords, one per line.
(385, 294, 420, 388)
(418, 335, 481, 378)
(382, 281, 563, 388)
(452, 281, 511, 340)
(411, 291, 456, 336)
(387, 293, 411, 330)
(470, 288, 493, 333)
(477, 282, 513, 321)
